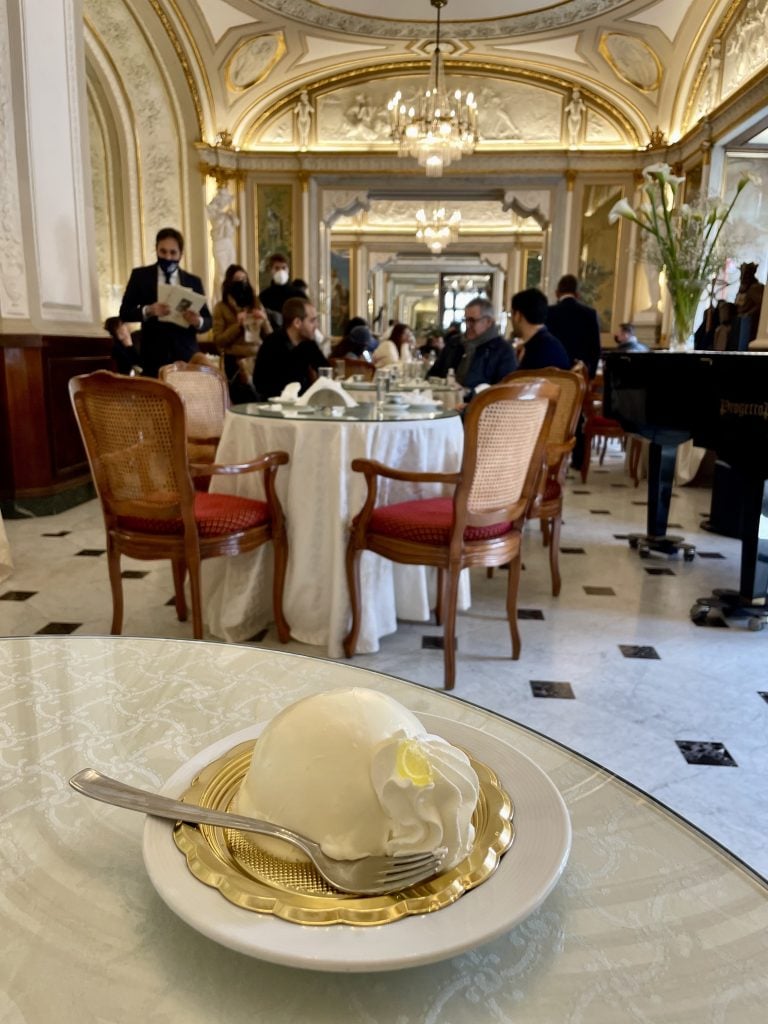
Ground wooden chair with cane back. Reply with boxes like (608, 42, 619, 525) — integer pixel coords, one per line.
(159, 361, 230, 487)
(343, 380, 559, 689)
(69, 370, 290, 642)
(581, 370, 627, 483)
(342, 357, 376, 381)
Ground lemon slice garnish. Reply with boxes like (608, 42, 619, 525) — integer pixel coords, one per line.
(395, 739, 434, 787)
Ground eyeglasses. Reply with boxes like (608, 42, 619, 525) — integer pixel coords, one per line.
(464, 315, 491, 325)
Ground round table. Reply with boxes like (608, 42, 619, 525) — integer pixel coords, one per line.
(1, 636, 766, 1022)
(203, 404, 468, 656)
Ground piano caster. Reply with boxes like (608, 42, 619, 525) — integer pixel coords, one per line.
(748, 617, 765, 632)
(627, 533, 696, 561)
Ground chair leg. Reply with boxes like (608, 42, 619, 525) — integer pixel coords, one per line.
(171, 559, 188, 622)
(442, 566, 461, 690)
(506, 550, 522, 660)
(629, 437, 642, 488)
(186, 549, 203, 639)
(107, 538, 124, 635)
(599, 436, 608, 465)
(435, 568, 445, 625)
(343, 544, 362, 658)
(271, 535, 291, 643)
(485, 567, 494, 580)
(540, 516, 550, 547)
(548, 514, 562, 597)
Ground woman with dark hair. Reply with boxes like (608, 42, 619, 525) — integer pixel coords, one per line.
(212, 263, 272, 402)
(331, 316, 375, 359)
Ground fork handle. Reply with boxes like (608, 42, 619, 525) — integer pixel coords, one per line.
(69, 768, 314, 855)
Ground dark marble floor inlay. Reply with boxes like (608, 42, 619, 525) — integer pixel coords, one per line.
(589, 509, 612, 515)
(620, 644, 660, 659)
(758, 692, 768, 704)
(36, 622, 81, 635)
(0, 590, 37, 601)
(121, 570, 149, 579)
(584, 586, 616, 596)
(610, 483, 628, 488)
(530, 680, 575, 699)
(676, 740, 737, 767)
(631, 500, 647, 506)
(422, 635, 456, 650)
(560, 547, 586, 554)
(42, 531, 71, 537)
(572, 490, 591, 495)
(667, 523, 684, 529)
(76, 549, 106, 557)
(644, 567, 676, 576)
(698, 552, 726, 559)
(249, 627, 269, 642)
(517, 609, 545, 620)
(165, 597, 177, 606)
(613, 533, 630, 540)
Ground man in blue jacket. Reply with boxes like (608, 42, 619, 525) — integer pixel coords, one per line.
(448, 297, 517, 399)
(511, 288, 571, 370)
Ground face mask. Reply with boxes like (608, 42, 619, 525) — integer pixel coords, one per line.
(158, 257, 179, 276)
(272, 268, 289, 286)
(230, 281, 254, 308)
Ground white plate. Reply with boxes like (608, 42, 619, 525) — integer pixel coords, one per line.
(143, 714, 571, 973)
(268, 396, 296, 405)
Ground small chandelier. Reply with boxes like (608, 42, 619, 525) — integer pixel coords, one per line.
(388, 0, 478, 177)
(415, 207, 461, 253)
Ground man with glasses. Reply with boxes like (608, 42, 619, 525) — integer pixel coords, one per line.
(253, 296, 329, 398)
(432, 297, 517, 399)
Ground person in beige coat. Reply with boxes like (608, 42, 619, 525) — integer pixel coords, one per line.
(212, 264, 272, 402)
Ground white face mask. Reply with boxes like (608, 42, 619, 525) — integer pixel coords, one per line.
(272, 268, 289, 286)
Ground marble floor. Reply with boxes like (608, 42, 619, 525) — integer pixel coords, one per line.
(1, 446, 766, 878)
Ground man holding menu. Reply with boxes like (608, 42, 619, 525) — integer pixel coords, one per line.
(119, 227, 211, 377)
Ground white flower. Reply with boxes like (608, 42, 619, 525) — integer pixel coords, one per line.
(642, 162, 672, 182)
(667, 174, 686, 189)
(608, 197, 637, 225)
(737, 171, 761, 190)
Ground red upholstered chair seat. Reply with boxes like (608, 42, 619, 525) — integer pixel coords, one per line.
(369, 497, 513, 546)
(589, 415, 622, 429)
(119, 492, 271, 537)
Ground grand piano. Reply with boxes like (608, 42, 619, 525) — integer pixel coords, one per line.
(603, 350, 768, 627)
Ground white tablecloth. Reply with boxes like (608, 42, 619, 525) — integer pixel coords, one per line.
(0, 512, 12, 583)
(203, 410, 468, 656)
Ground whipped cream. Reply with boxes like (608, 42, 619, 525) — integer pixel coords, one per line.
(233, 688, 479, 868)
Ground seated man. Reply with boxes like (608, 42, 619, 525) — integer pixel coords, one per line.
(433, 298, 517, 398)
(511, 288, 571, 370)
(612, 322, 648, 353)
(253, 296, 329, 399)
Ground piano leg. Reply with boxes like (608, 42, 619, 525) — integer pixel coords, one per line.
(691, 475, 768, 630)
(628, 441, 696, 560)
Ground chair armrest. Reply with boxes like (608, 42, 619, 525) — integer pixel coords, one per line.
(190, 450, 289, 477)
(350, 458, 460, 486)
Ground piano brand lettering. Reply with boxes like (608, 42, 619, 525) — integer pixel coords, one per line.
(719, 399, 768, 420)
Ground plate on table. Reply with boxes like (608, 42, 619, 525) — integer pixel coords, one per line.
(404, 400, 443, 411)
(143, 713, 571, 972)
(268, 396, 296, 405)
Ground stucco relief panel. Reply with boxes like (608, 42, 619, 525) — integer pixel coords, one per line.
(260, 112, 295, 145)
(88, 102, 112, 318)
(599, 32, 662, 92)
(86, 0, 182, 256)
(315, 77, 562, 145)
(227, 33, 286, 91)
(0, 6, 30, 318)
(722, 0, 768, 99)
(585, 109, 624, 143)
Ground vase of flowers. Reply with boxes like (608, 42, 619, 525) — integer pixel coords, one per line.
(609, 164, 755, 350)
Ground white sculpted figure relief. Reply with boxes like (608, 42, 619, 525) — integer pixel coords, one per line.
(322, 189, 370, 225)
(317, 83, 392, 142)
(565, 88, 585, 147)
(295, 90, 313, 149)
(260, 112, 293, 145)
(697, 40, 722, 119)
(584, 110, 623, 144)
(207, 186, 239, 295)
(476, 82, 560, 142)
(723, 0, 768, 95)
(228, 34, 282, 90)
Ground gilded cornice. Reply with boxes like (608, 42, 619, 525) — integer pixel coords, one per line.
(147, 0, 206, 138)
(241, 59, 644, 149)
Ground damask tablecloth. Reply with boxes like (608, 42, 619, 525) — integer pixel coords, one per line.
(203, 410, 468, 656)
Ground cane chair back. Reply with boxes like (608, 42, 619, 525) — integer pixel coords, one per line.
(502, 364, 587, 595)
(159, 361, 230, 469)
(343, 380, 559, 688)
(342, 357, 376, 381)
(581, 371, 626, 483)
(69, 371, 290, 642)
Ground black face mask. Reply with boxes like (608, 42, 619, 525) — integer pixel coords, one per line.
(230, 281, 254, 308)
(158, 257, 179, 276)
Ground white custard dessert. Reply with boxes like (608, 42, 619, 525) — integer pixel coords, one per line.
(233, 688, 479, 869)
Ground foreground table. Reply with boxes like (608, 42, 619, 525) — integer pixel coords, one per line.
(204, 404, 468, 656)
(1, 636, 766, 1022)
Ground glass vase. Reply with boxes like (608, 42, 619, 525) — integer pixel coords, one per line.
(667, 280, 703, 352)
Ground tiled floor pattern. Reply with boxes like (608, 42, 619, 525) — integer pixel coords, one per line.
(1, 445, 766, 877)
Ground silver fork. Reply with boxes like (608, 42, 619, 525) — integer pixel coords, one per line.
(70, 768, 446, 895)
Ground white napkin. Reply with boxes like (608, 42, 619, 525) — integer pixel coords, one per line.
(296, 378, 358, 407)
(280, 382, 301, 401)
(403, 389, 435, 405)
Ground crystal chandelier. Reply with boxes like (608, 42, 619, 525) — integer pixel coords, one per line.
(415, 207, 461, 253)
(388, 0, 478, 177)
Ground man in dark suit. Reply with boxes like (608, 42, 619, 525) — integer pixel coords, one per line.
(119, 227, 211, 378)
(511, 288, 570, 370)
(545, 274, 601, 378)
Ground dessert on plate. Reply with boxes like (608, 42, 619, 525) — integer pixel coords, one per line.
(233, 687, 479, 868)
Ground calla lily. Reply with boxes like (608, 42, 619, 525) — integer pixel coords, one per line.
(642, 162, 672, 182)
(608, 197, 637, 225)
